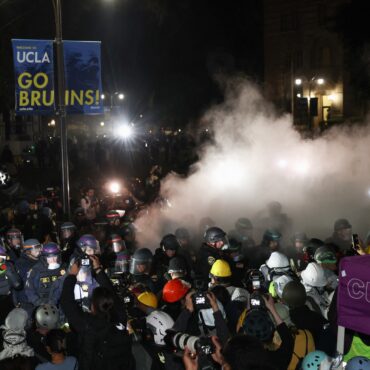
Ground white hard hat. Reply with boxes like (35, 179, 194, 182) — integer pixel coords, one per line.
(273, 275, 294, 298)
(146, 310, 174, 346)
(266, 252, 290, 269)
(301, 262, 327, 287)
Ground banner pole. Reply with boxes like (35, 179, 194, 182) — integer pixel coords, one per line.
(336, 325, 345, 370)
(54, 0, 70, 218)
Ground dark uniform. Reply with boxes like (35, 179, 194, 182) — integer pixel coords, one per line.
(25, 262, 65, 307)
(196, 244, 227, 280)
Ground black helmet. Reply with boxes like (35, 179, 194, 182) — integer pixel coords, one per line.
(334, 218, 352, 231)
(129, 248, 153, 275)
(241, 309, 275, 342)
(168, 257, 186, 273)
(204, 227, 226, 243)
(235, 218, 253, 231)
(282, 280, 307, 309)
(262, 229, 282, 243)
(160, 234, 180, 251)
(291, 232, 308, 243)
(175, 227, 190, 240)
(228, 238, 242, 252)
(132, 248, 153, 262)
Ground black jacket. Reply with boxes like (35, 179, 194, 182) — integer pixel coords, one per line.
(60, 271, 132, 370)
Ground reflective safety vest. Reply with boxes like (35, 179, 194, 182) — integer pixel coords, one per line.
(344, 335, 370, 362)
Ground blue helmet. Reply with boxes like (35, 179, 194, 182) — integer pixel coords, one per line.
(77, 234, 99, 252)
(301, 351, 329, 370)
(60, 222, 76, 231)
(42, 242, 60, 257)
(346, 356, 370, 370)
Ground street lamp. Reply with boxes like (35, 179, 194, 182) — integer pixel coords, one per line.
(118, 93, 125, 100)
(295, 78, 302, 86)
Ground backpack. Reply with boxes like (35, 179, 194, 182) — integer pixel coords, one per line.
(82, 321, 134, 370)
(288, 329, 315, 370)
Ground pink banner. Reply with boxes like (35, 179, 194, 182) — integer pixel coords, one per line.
(338, 255, 370, 335)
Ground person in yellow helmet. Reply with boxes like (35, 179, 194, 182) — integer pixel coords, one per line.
(209, 259, 249, 305)
(137, 291, 158, 311)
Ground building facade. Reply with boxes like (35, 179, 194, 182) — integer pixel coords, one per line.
(264, 0, 354, 128)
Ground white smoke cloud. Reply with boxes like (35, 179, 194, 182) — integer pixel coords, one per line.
(136, 78, 370, 249)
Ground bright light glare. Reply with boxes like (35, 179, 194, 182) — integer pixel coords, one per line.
(101, 94, 105, 100)
(296, 93, 301, 98)
(295, 78, 302, 86)
(100, 121, 105, 127)
(118, 93, 125, 100)
(294, 161, 309, 175)
(50, 120, 56, 126)
(367, 188, 370, 197)
(328, 94, 336, 101)
(117, 124, 133, 139)
(317, 78, 325, 85)
(109, 182, 121, 194)
(277, 159, 288, 169)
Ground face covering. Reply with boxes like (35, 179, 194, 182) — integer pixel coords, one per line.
(48, 262, 60, 270)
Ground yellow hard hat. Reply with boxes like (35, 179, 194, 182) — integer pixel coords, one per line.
(137, 291, 158, 309)
(210, 259, 232, 278)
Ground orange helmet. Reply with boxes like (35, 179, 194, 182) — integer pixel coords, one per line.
(162, 278, 191, 303)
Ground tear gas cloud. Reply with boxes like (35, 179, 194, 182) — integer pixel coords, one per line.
(136, 78, 370, 249)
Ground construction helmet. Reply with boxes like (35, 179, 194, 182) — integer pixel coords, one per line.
(210, 259, 232, 278)
(314, 246, 337, 264)
(162, 278, 191, 303)
(301, 262, 327, 287)
(146, 310, 174, 346)
(266, 252, 290, 269)
(137, 291, 158, 309)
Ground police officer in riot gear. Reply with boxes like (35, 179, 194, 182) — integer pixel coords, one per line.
(152, 234, 189, 284)
(60, 222, 78, 264)
(130, 248, 155, 292)
(25, 242, 65, 307)
(5, 228, 23, 261)
(228, 218, 256, 251)
(14, 239, 42, 310)
(196, 226, 230, 280)
(226, 238, 249, 287)
(102, 233, 130, 277)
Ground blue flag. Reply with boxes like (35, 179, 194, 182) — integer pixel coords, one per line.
(64, 40, 103, 114)
(12, 39, 55, 115)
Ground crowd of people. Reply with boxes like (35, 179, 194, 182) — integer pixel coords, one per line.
(0, 192, 370, 370)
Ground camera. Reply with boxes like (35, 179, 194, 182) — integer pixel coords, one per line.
(80, 254, 91, 267)
(110, 273, 135, 308)
(192, 278, 211, 310)
(249, 290, 265, 309)
(164, 330, 214, 356)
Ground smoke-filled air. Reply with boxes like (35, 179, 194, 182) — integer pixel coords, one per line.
(136, 77, 370, 249)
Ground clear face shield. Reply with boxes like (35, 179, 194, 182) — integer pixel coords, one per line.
(46, 254, 61, 270)
(215, 235, 230, 251)
(29, 245, 42, 259)
(129, 257, 152, 275)
(81, 242, 101, 256)
(61, 228, 74, 240)
(112, 241, 123, 254)
(114, 258, 130, 274)
(9, 235, 23, 250)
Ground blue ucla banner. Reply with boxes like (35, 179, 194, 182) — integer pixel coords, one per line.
(63, 40, 103, 114)
(12, 39, 103, 115)
(12, 39, 55, 115)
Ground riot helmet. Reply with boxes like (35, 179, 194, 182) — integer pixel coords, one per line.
(60, 222, 76, 240)
(129, 248, 153, 275)
(6, 228, 23, 250)
(23, 239, 42, 260)
(77, 234, 100, 255)
(204, 226, 229, 250)
(41, 242, 61, 270)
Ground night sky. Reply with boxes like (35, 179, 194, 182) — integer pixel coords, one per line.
(0, 0, 263, 126)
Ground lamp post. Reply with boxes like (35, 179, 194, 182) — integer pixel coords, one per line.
(54, 0, 70, 218)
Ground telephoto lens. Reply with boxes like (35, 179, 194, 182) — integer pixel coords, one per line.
(164, 330, 214, 355)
